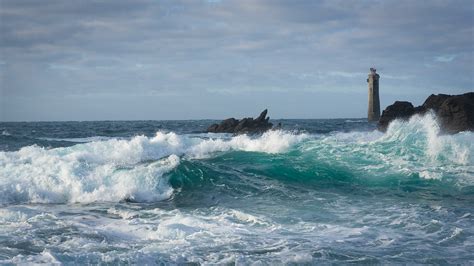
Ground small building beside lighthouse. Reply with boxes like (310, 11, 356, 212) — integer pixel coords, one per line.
(367, 68, 380, 121)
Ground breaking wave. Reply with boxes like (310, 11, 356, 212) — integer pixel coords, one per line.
(0, 113, 472, 205)
(0, 130, 306, 204)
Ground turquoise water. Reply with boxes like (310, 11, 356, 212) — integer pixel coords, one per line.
(0, 113, 473, 264)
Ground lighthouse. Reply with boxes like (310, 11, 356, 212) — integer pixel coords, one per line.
(367, 68, 380, 121)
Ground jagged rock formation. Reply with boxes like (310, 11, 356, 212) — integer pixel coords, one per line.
(206, 109, 273, 134)
(377, 101, 416, 131)
(378, 92, 474, 133)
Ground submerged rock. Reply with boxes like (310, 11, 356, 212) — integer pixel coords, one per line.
(378, 92, 474, 133)
(206, 109, 273, 134)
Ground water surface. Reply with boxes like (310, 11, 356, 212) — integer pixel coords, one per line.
(1, 114, 473, 264)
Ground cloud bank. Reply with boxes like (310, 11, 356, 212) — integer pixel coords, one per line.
(1, 0, 472, 120)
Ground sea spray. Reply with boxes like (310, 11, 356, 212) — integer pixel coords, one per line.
(0, 130, 306, 204)
(0, 116, 473, 264)
(0, 115, 472, 204)
(381, 112, 472, 181)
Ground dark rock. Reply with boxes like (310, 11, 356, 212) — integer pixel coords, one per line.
(256, 109, 267, 122)
(206, 109, 274, 134)
(207, 124, 219, 132)
(437, 93, 474, 134)
(234, 118, 253, 132)
(378, 92, 474, 134)
(422, 94, 451, 111)
(377, 101, 415, 131)
(214, 118, 239, 133)
(413, 106, 426, 114)
(206, 118, 239, 133)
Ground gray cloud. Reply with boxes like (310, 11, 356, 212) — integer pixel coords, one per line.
(0, 0, 472, 120)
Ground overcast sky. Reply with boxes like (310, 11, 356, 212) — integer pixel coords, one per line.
(1, 0, 473, 121)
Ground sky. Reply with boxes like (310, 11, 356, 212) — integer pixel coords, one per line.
(0, 0, 473, 121)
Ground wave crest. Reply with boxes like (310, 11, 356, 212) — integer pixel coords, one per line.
(0, 130, 305, 204)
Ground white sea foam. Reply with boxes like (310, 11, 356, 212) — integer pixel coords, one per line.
(10, 250, 60, 265)
(382, 112, 473, 182)
(1, 118, 473, 264)
(303, 112, 473, 184)
(187, 130, 307, 158)
(0, 130, 305, 204)
(383, 112, 471, 161)
(39, 136, 114, 143)
(344, 119, 364, 123)
(438, 227, 464, 244)
(0, 188, 471, 264)
(0, 115, 471, 204)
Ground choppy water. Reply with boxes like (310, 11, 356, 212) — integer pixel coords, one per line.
(0, 113, 473, 264)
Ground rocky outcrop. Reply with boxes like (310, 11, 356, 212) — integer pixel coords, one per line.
(377, 101, 416, 131)
(437, 93, 474, 133)
(421, 94, 451, 112)
(378, 92, 474, 133)
(206, 109, 273, 134)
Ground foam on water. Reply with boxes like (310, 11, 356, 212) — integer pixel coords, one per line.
(301, 112, 473, 185)
(380, 113, 473, 183)
(187, 130, 307, 158)
(2, 191, 471, 264)
(382, 112, 471, 164)
(1, 114, 473, 204)
(0, 114, 473, 264)
(38, 136, 114, 143)
(0, 130, 306, 204)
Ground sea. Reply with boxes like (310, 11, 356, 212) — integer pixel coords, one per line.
(0, 112, 473, 264)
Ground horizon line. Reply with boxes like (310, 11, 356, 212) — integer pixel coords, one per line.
(0, 117, 368, 123)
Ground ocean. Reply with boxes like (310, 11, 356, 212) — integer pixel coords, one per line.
(0, 112, 473, 264)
